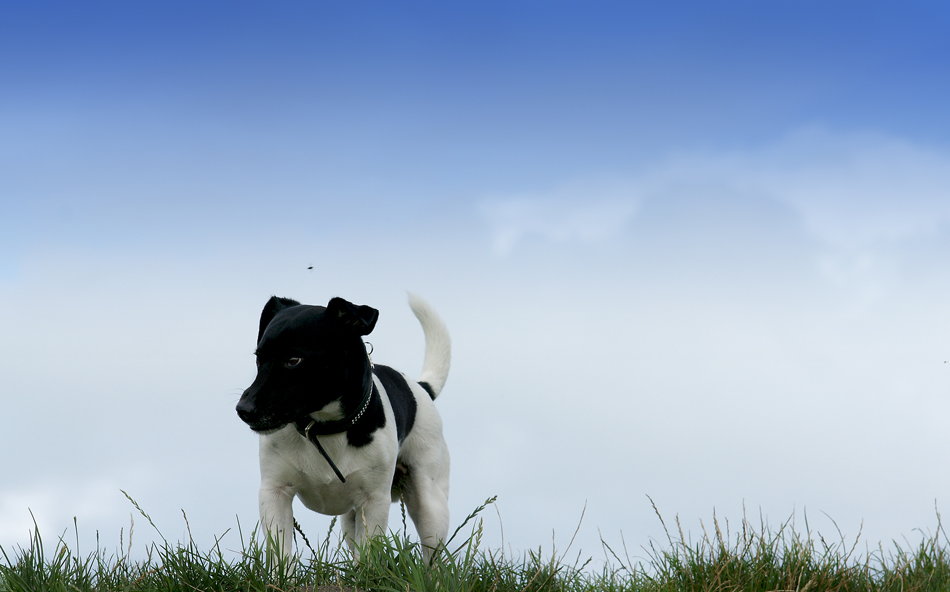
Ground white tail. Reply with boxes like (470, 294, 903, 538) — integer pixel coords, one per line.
(408, 293, 451, 399)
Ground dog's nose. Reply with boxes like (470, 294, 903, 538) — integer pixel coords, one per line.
(235, 397, 255, 424)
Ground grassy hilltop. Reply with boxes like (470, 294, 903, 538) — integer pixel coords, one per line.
(2, 497, 948, 592)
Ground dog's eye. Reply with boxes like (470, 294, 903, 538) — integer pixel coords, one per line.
(284, 357, 302, 368)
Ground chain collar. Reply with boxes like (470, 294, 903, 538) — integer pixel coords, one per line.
(293, 344, 376, 483)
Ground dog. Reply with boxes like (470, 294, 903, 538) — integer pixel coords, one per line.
(236, 293, 451, 563)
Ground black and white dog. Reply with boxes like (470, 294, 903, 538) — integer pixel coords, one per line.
(236, 294, 451, 562)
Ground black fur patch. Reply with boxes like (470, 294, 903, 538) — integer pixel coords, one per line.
(391, 461, 411, 497)
(257, 296, 301, 345)
(418, 381, 436, 400)
(345, 384, 386, 448)
(374, 365, 416, 443)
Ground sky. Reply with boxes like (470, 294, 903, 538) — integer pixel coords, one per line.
(2, 0, 949, 566)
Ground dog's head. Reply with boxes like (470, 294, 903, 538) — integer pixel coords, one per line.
(236, 296, 378, 433)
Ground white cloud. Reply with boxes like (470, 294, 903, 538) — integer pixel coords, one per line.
(654, 127, 950, 300)
(484, 128, 950, 254)
(480, 128, 950, 304)
(686, 127, 950, 249)
(479, 178, 641, 256)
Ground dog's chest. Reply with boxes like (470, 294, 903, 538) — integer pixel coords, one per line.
(259, 425, 397, 514)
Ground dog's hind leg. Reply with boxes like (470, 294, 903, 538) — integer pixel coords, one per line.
(402, 468, 450, 561)
(342, 497, 392, 560)
(341, 509, 359, 558)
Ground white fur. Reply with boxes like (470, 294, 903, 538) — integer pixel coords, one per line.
(256, 295, 451, 566)
(408, 292, 451, 398)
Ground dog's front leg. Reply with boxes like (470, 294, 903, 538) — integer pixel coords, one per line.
(259, 483, 296, 572)
(342, 496, 392, 560)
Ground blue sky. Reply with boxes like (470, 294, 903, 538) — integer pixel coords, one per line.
(2, 1, 949, 564)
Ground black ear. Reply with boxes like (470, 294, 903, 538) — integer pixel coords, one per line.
(326, 297, 379, 336)
(258, 296, 300, 343)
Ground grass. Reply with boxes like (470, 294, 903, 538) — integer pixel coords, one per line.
(1, 495, 948, 592)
